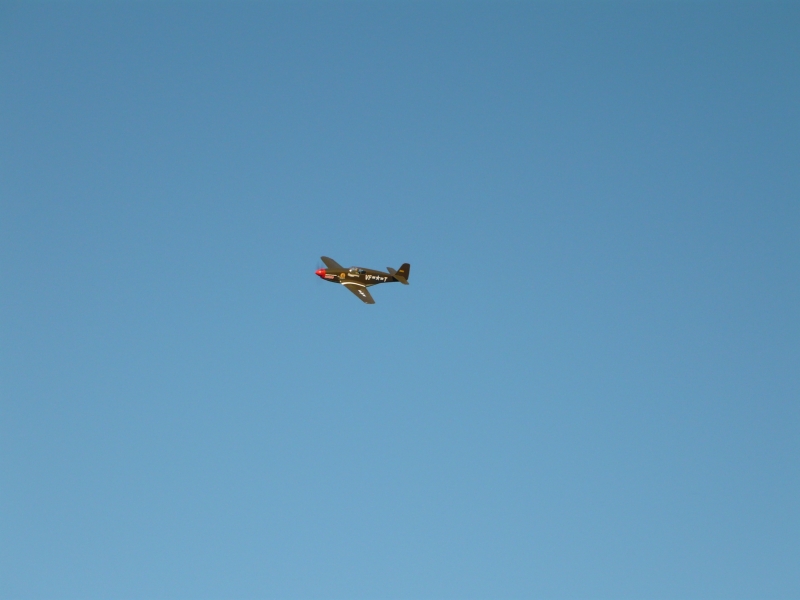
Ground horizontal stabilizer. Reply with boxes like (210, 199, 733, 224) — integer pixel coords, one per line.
(388, 264, 410, 284)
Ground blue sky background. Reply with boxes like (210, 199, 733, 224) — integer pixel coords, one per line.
(1, 2, 798, 599)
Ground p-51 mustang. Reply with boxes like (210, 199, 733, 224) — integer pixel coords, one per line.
(315, 256, 410, 304)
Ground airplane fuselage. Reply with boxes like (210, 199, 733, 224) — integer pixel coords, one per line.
(315, 266, 396, 287)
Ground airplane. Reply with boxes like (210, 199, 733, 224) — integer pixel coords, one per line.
(315, 256, 410, 304)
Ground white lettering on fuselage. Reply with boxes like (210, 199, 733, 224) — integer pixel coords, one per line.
(365, 274, 387, 282)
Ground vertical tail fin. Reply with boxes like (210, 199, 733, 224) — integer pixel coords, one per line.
(389, 263, 410, 284)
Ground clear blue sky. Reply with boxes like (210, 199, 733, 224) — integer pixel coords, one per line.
(1, 2, 798, 598)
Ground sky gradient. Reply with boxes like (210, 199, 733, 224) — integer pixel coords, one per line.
(1, 2, 799, 598)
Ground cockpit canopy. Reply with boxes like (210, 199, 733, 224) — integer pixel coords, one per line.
(349, 267, 366, 274)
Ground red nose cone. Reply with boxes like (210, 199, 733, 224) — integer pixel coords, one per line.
(315, 268, 326, 278)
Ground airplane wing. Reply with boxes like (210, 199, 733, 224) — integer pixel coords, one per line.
(321, 256, 344, 271)
(342, 282, 375, 304)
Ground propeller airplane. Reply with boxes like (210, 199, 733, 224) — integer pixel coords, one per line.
(315, 256, 410, 304)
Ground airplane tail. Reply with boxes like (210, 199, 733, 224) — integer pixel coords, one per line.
(388, 263, 410, 284)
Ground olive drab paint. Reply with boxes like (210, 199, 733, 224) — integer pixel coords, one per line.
(315, 257, 410, 304)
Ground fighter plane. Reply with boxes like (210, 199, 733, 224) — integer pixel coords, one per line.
(315, 256, 410, 304)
